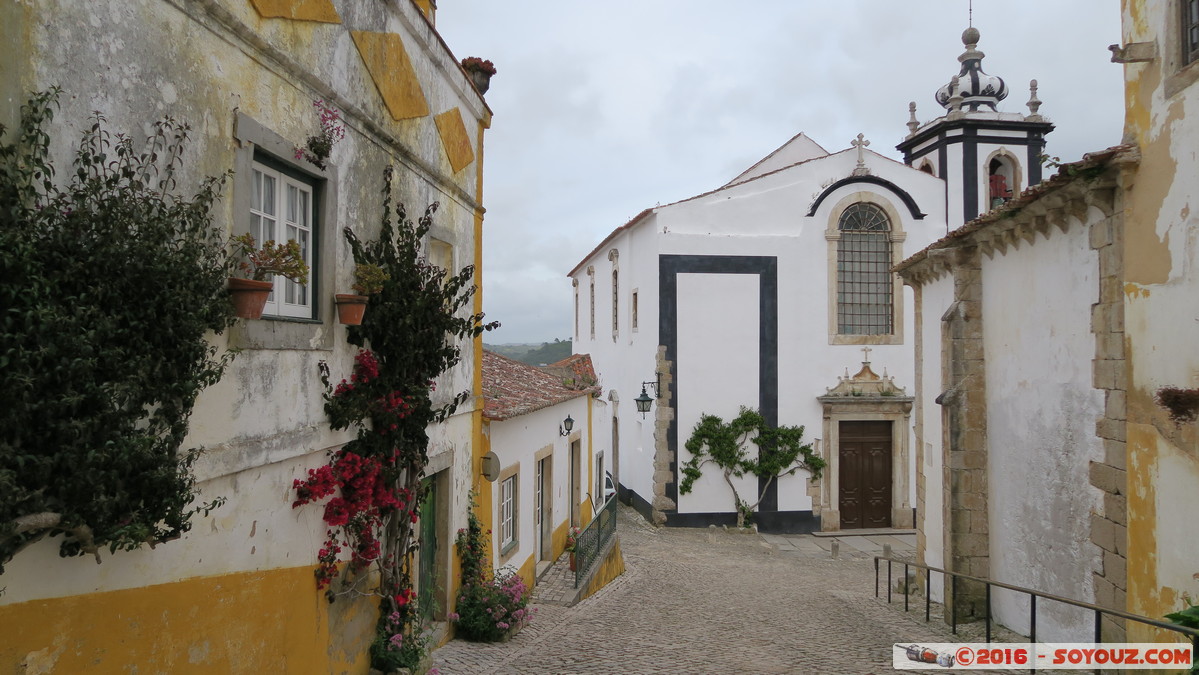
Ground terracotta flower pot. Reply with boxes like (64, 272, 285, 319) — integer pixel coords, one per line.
(335, 293, 369, 325)
(468, 70, 492, 95)
(568, 552, 576, 572)
(228, 277, 274, 319)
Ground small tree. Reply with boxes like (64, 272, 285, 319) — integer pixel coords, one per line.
(0, 89, 234, 574)
(679, 407, 825, 528)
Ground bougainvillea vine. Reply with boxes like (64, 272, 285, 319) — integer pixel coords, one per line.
(292, 167, 497, 671)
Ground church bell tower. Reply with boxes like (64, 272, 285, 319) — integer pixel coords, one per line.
(897, 27, 1054, 229)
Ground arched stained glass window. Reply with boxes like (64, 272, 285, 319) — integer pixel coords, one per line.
(837, 203, 893, 335)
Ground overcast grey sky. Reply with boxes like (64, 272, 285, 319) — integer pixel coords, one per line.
(436, 1, 1125, 345)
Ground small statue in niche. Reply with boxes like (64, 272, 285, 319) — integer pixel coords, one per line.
(989, 172, 1012, 208)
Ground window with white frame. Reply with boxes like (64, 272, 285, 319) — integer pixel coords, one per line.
(500, 473, 517, 550)
(250, 161, 315, 319)
(836, 203, 893, 335)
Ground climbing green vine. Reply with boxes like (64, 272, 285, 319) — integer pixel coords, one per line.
(292, 167, 497, 670)
(0, 89, 235, 574)
(679, 407, 825, 528)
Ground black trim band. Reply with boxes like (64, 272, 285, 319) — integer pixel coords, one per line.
(659, 254, 779, 513)
(805, 175, 927, 220)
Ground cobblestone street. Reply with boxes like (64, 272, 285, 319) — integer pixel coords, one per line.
(431, 505, 1003, 674)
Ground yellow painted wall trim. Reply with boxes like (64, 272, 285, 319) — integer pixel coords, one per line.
(0, 565, 370, 673)
(350, 31, 430, 121)
(578, 539, 625, 603)
(434, 108, 475, 174)
(248, 0, 340, 23)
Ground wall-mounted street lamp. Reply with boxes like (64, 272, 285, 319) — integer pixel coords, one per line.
(559, 414, 574, 437)
(634, 373, 661, 418)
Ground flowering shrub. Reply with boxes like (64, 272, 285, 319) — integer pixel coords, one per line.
(460, 57, 497, 76)
(452, 567, 533, 642)
(292, 170, 497, 671)
(295, 99, 345, 170)
(564, 526, 582, 553)
(454, 502, 489, 587)
(369, 590, 430, 672)
(452, 504, 533, 641)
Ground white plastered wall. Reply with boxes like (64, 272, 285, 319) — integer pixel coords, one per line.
(981, 219, 1103, 640)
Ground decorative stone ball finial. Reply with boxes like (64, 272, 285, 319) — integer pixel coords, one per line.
(1026, 79, 1043, 119)
(947, 75, 964, 118)
(907, 101, 920, 137)
(962, 26, 981, 47)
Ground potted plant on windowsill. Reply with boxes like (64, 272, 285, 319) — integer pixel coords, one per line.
(460, 57, 497, 95)
(335, 263, 388, 325)
(228, 233, 310, 319)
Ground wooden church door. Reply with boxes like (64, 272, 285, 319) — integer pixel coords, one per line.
(838, 421, 892, 529)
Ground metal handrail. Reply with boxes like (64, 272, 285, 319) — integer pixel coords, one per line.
(874, 555, 1199, 674)
(574, 496, 617, 588)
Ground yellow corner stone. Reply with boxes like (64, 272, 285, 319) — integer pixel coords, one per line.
(351, 31, 430, 121)
(412, 0, 434, 19)
(434, 108, 475, 173)
(248, 0, 340, 23)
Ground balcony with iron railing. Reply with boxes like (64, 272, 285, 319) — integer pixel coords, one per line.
(574, 495, 618, 588)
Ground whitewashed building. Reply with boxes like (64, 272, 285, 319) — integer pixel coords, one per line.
(568, 27, 1052, 534)
(0, 1, 491, 670)
(898, 0, 1199, 644)
(481, 352, 607, 581)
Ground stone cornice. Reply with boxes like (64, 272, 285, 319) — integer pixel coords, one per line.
(896, 145, 1137, 287)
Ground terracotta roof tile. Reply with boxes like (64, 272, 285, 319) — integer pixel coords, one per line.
(894, 144, 1135, 276)
(482, 351, 598, 421)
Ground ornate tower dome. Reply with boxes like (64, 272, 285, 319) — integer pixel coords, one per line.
(934, 27, 1009, 112)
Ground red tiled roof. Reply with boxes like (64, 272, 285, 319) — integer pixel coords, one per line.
(482, 351, 599, 421)
(894, 144, 1135, 276)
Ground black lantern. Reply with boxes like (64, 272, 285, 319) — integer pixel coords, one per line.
(634, 374, 660, 418)
(559, 414, 574, 436)
(634, 386, 654, 415)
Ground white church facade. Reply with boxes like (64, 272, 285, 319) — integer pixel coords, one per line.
(569, 27, 1052, 533)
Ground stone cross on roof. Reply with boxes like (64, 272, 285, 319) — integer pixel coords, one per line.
(861, 345, 872, 363)
(851, 133, 870, 176)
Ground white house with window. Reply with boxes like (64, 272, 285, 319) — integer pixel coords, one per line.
(569, 28, 1052, 533)
(481, 351, 606, 580)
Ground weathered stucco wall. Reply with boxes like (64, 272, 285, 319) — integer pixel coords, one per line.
(487, 395, 596, 574)
(1119, 0, 1199, 637)
(1, 0, 489, 670)
(981, 213, 1104, 640)
(914, 271, 954, 602)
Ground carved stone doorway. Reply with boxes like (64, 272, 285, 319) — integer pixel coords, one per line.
(816, 355, 914, 531)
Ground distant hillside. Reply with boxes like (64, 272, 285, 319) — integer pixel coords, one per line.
(484, 339, 572, 366)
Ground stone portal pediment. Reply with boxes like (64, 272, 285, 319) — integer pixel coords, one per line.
(817, 349, 910, 403)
